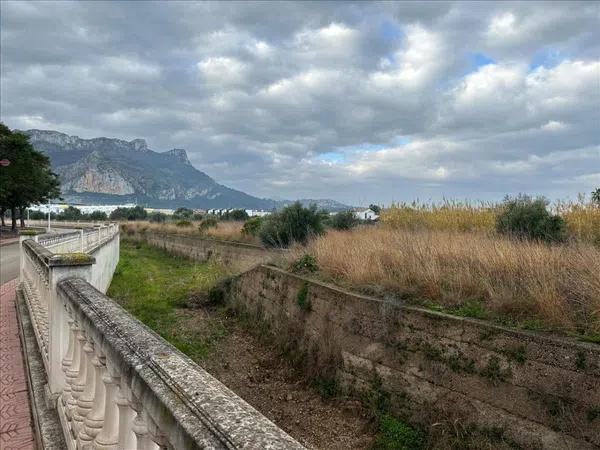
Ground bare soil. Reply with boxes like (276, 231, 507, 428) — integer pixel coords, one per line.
(179, 306, 376, 450)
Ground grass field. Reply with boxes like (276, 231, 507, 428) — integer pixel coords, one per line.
(107, 240, 229, 359)
(122, 220, 257, 244)
(290, 226, 600, 341)
(381, 199, 600, 244)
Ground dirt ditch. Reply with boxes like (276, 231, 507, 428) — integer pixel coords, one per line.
(177, 306, 376, 450)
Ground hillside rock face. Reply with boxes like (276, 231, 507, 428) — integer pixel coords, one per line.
(23, 129, 276, 209)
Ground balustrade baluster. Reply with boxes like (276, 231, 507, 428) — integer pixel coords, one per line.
(84, 350, 106, 441)
(66, 326, 85, 421)
(72, 331, 92, 433)
(131, 404, 160, 450)
(93, 361, 119, 450)
(116, 384, 136, 450)
(77, 336, 99, 445)
(61, 318, 78, 414)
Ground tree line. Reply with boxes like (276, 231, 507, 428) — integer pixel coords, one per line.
(0, 123, 60, 230)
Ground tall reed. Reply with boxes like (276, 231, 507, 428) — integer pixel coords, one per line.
(291, 226, 600, 337)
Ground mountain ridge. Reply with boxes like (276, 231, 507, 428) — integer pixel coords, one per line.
(22, 129, 352, 211)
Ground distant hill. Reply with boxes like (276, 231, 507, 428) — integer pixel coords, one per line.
(22, 129, 352, 211)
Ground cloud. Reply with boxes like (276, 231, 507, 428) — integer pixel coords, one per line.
(1, 1, 598, 205)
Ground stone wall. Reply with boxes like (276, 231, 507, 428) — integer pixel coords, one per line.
(125, 229, 279, 271)
(223, 265, 600, 450)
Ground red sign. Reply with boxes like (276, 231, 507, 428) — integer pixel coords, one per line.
(0, 159, 10, 167)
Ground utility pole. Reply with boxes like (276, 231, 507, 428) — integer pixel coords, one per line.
(47, 201, 51, 232)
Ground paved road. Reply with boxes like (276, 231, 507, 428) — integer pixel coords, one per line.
(1, 241, 20, 284)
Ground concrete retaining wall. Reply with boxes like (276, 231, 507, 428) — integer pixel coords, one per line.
(223, 265, 600, 450)
(125, 229, 278, 271)
(88, 233, 120, 293)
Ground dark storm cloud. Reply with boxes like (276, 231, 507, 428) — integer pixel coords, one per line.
(1, 1, 598, 204)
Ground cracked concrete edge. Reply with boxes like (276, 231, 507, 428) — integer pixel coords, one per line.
(16, 285, 67, 450)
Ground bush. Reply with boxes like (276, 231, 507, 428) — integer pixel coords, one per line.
(329, 210, 359, 230)
(87, 210, 108, 221)
(110, 206, 147, 221)
(241, 217, 263, 236)
(173, 207, 193, 220)
(175, 220, 192, 227)
(148, 212, 167, 223)
(259, 201, 327, 248)
(222, 209, 249, 221)
(192, 213, 203, 221)
(198, 217, 218, 233)
(496, 195, 566, 243)
(290, 254, 319, 273)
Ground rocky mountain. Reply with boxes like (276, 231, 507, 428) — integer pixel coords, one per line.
(22, 130, 352, 211)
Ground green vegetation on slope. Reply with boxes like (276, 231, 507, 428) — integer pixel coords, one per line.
(107, 240, 228, 360)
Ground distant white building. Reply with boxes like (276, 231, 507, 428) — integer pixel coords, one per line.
(29, 203, 137, 216)
(354, 208, 379, 221)
(245, 209, 271, 217)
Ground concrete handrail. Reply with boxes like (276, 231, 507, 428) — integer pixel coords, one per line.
(56, 278, 303, 449)
(19, 222, 303, 449)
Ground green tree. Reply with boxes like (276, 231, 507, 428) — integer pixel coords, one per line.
(109, 206, 147, 221)
(496, 194, 566, 243)
(369, 204, 381, 215)
(0, 124, 61, 229)
(87, 210, 108, 221)
(59, 206, 83, 221)
(330, 210, 359, 230)
(592, 188, 600, 207)
(259, 202, 327, 248)
(222, 209, 249, 221)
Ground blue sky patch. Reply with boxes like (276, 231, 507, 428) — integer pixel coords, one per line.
(316, 152, 345, 163)
(471, 53, 496, 69)
(379, 21, 404, 42)
(530, 48, 563, 70)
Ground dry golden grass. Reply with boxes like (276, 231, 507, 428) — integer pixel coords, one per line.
(381, 199, 600, 244)
(123, 220, 259, 245)
(290, 226, 600, 337)
(381, 201, 498, 233)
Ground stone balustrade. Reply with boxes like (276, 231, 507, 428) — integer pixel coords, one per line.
(56, 279, 303, 450)
(18, 224, 303, 449)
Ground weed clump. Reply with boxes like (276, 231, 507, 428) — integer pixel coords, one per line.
(290, 254, 319, 274)
(373, 415, 425, 450)
(296, 283, 311, 311)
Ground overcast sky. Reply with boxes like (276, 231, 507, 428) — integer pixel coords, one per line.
(1, 1, 599, 205)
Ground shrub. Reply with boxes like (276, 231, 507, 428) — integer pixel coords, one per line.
(175, 219, 192, 227)
(198, 217, 218, 233)
(87, 210, 108, 221)
(173, 207, 193, 220)
(259, 201, 326, 248)
(329, 210, 359, 230)
(109, 206, 147, 221)
(148, 212, 167, 223)
(290, 254, 319, 273)
(241, 216, 263, 236)
(222, 209, 249, 221)
(496, 195, 566, 242)
(192, 213, 203, 221)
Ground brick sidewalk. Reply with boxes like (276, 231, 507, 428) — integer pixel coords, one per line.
(0, 279, 35, 449)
